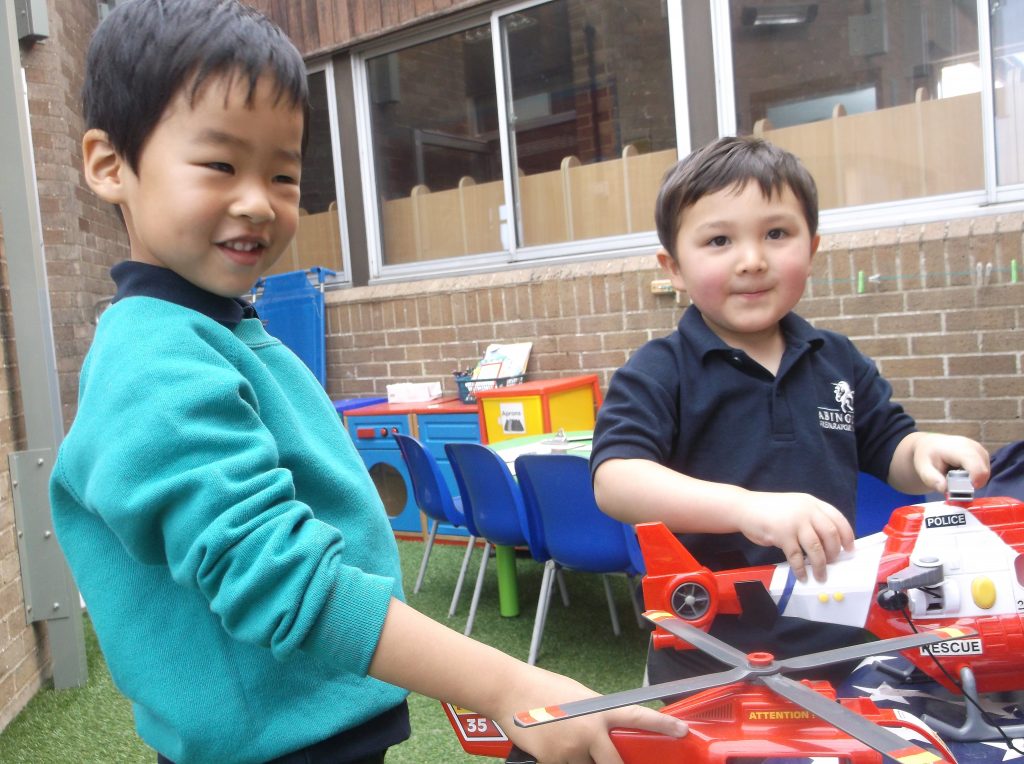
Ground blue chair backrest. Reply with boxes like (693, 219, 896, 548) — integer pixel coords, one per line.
(514, 454, 642, 575)
(394, 434, 462, 528)
(856, 471, 924, 536)
(445, 442, 532, 552)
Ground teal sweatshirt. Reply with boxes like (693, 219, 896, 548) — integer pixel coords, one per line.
(50, 296, 408, 763)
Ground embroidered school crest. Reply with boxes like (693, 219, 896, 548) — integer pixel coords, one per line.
(833, 381, 854, 414)
(817, 381, 854, 432)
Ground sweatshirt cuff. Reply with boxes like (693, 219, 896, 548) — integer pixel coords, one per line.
(302, 569, 396, 674)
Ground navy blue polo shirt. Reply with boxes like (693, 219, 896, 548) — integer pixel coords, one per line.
(108, 260, 412, 763)
(591, 304, 916, 570)
(592, 305, 917, 678)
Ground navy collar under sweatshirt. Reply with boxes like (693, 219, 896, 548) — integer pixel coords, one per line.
(110, 260, 259, 327)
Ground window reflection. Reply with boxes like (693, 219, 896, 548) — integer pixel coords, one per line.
(729, 0, 983, 208)
(992, 0, 1024, 186)
(368, 27, 504, 265)
(267, 69, 344, 277)
(504, 0, 677, 247)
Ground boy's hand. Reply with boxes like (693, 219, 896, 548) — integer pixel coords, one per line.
(908, 433, 990, 495)
(735, 493, 855, 583)
(500, 668, 687, 764)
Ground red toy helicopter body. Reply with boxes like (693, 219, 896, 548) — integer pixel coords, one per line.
(443, 485, 1024, 762)
(640, 494, 1024, 694)
(447, 678, 957, 763)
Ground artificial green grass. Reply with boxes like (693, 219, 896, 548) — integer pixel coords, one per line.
(0, 539, 649, 763)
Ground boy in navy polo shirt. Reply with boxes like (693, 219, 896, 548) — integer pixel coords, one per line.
(50, 1, 685, 762)
(590, 136, 990, 685)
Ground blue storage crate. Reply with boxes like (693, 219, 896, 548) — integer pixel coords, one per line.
(253, 267, 335, 387)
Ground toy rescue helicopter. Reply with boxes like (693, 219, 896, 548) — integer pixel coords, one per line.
(443, 472, 1024, 762)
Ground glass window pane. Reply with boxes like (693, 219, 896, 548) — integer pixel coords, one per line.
(503, 0, 677, 248)
(728, 0, 982, 209)
(367, 28, 503, 266)
(267, 70, 344, 277)
(992, 0, 1024, 186)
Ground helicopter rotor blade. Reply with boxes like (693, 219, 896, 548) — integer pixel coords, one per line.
(643, 610, 752, 668)
(761, 673, 952, 764)
(777, 625, 977, 673)
(513, 666, 750, 728)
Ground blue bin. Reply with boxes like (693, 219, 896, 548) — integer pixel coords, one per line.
(253, 267, 335, 387)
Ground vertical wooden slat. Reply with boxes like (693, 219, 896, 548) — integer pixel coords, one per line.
(414, 0, 435, 16)
(331, 0, 352, 45)
(285, 0, 306, 49)
(396, 0, 416, 24)
(362, 0, 384, 35)
(347, 0, 366, 38)
(314, 0, 336, 49)
(300, 0, 320, 50)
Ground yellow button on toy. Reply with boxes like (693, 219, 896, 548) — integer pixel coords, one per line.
(971, 576, 996, 609)
(818, 593, 829, 603)
(833, 592, 845, 602)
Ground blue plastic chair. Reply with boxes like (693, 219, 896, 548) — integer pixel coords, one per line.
(856, 471, 925, 536)
(393, 434, 476, 617)
(515, 453, 644, 664)
(445, 442, 568, 655)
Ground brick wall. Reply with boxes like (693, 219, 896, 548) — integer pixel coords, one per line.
(325, 211, 1024, 454)
(0, 217, 51, 732)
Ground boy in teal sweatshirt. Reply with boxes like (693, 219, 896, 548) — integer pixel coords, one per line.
(50, 2, 684, 762)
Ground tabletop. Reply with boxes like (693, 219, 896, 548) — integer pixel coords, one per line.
(488, 430, 593, 473)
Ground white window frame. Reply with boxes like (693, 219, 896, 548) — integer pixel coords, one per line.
(304, 59, 352, 285)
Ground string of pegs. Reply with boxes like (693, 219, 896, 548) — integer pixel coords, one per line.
(854, 259, 1020, 293)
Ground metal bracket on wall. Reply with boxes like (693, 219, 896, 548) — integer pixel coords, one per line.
(9, 448, 71, 624)
(13, 0, 48, 43)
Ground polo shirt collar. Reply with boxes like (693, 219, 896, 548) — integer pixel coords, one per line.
(110, 261, 259, 327)
(677, 304, 825, 361)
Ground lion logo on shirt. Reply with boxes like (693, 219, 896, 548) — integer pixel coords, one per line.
(817, 381, 854, 432)
(833, 381, 854, 414)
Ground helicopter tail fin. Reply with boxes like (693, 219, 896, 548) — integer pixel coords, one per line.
(635, 522, 703, 576)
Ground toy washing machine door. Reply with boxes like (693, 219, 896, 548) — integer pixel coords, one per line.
(348, 415, 421, 533)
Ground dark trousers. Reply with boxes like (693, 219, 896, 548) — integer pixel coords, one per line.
(158, 751, 386, 764)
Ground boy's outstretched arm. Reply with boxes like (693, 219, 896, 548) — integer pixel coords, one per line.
(369, 598, 687, 764)
(887, 431, 990, 496)
(593, 458, 854, 583)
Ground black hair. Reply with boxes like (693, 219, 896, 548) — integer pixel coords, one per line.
(82, 0, 309, 173)
(655, 136, 819, 260)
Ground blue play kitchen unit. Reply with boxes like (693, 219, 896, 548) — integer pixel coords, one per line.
(346, 398, 479, 535)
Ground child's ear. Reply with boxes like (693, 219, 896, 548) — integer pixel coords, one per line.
(82, 129, 128, 204)
(656, 248, 687, 293)
(810, 234, 821, 258)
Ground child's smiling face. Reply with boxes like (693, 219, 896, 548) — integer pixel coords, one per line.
(110, 72, 304, 297)
(659, 180, 819, 351)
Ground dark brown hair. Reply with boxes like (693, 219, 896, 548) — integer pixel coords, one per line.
(655, 136, 819, 260)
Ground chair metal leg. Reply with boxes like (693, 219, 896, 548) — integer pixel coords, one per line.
(448, 535, 476, 618)
(464, 542, 491, 637)
(413, 519, 439, 594)
(528, 560, 557, 665)
(626, 574, 644, 627)
(555, 567, 570, 607)
(602, 574, 621, 636)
